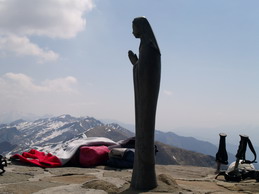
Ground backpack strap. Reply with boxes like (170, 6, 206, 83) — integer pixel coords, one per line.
(242, 138, 257, 164)
(215, 171, 226, 179)
(215, 170, 242, 182)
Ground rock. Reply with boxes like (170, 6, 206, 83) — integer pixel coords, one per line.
(82, 180, 119, 193)
(0, 163, 259, 193)
(34, 184, 107, 194)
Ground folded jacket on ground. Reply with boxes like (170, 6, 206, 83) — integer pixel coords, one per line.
(11, 149, 62, 168)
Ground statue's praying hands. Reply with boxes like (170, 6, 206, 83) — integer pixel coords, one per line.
(128, 50, 138, 65)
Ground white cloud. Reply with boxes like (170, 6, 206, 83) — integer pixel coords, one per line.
(0, 0, 94, 62)
(0, 35, 59, 62)
(0, 0, 94, 38)
(163, 90, 173, 96)
(2, 72, 78, 93)
(0, 73, 81, 115)
(42, 76, 78, 92)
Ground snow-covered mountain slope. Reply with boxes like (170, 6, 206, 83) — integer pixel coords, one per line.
(1, 114, 133, 156)
(0, 114, 216, 167)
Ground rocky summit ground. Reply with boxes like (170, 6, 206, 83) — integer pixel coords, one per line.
(1, 162, 259, 194)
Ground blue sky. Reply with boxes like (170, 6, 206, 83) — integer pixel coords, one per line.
(0, 0, 259, 144)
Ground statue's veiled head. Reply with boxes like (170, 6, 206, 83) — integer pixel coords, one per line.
(132, 17, 160, 54)
(132, 17, 151, 38)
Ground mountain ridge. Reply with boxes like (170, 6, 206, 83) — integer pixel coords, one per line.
(0, 114, 216, 167)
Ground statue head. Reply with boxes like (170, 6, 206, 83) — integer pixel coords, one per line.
(132, 17, 150, 38)
(132, 17, 160, 54)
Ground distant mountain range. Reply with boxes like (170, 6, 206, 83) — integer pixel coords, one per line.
(0, 114, 217, 167)
(154, 130, 236, 162)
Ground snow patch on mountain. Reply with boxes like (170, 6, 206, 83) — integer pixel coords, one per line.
(0, 115, 133, 156)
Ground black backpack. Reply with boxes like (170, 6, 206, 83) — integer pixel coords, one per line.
(215, 160, 259, 182)
(0, 155, 7, 175)
(216, 135, 257, 182)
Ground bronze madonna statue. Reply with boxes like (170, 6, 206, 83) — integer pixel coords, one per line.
(128, 17, 161, 190)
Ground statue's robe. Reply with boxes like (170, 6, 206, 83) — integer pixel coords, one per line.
(131, 39, 161, 189)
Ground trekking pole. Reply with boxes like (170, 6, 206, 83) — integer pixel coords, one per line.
(234, 134, 249, 170)
(215, 133, 228, 173)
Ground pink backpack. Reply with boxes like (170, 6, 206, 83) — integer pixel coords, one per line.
(79, 146, 110, 167)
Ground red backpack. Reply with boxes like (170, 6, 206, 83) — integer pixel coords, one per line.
(79, 146, 110, 167)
